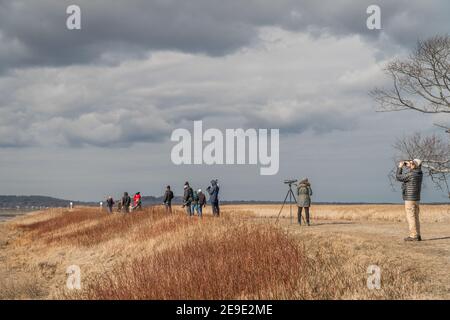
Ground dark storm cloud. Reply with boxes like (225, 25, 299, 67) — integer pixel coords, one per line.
(0, 0, 449, 72)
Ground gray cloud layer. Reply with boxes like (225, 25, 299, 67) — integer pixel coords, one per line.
(0, 1, 448, 201)
(0, 1, 447, 147)
(0, 31, 382, 147)
(0, 0, 449, 72)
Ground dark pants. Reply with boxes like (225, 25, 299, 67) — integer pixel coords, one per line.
(298, 207, 310, 225)
(212, 201, 220, 217)
(107, 205, 113, 213)
(197, 204, 203, 217)
(165, 202, 172, 213)
(185, 204, 193, 216)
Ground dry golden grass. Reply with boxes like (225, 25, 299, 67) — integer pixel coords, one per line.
(67, 223, 424, 300)
(0, 275, 47, 299)
(3, 204, 447, 299)
(224, 204, 450, 222)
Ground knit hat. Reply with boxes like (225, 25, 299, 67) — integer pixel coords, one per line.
(413, 159, 423, 167)
(198, 189, 202, 193)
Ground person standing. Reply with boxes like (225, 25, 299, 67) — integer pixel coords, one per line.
(191, 189, 199, 216)
(297, 178, 312, 226)
(197, 189, 206, 217)
(122, 192, 131, 213)
(163, 185, 174, 213)
(133, 192, 142, 211)
(106, 196, 115, 214)
(206, 179, 220, 217)
(183, 182, 194, 216)
(396, 159, 423, 241)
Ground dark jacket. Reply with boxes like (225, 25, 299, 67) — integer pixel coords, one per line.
(198, 192, 206, 206)
(122, 193, 131, 207)
(297, 182, 312, 207)
(207, 180, 220, 203)
(163, 190, 174, 204)
(396, 167, 423, 201)
(106, 198, 115, 207)
(183, 186, 194, 205)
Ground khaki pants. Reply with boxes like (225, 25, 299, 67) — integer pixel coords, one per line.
(405, 201, 421, 237)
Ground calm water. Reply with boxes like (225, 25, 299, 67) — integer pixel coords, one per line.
(0, 209, 37, 222)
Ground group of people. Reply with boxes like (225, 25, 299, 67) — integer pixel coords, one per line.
(101, 159, 424, 242)
(105, 192, 142, 213)
(104, 179, 220, 218)
(163, 179, 220, 217)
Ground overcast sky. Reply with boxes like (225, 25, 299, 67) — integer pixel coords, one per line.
(0, 0, 449, 202)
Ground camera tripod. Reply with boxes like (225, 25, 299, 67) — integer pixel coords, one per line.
(275, 181, 306, 224)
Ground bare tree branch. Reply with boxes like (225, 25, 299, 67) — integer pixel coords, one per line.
(388, 133, 450, 193)
(372, 35, 450, 197)
(370, 35, 450, 114)
(434, 123, 450, 133)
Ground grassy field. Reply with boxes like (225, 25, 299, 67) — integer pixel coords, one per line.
(0, 204, 449, 299)
(226, 203, 450, 222)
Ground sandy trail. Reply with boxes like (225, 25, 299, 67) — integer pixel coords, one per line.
(273, 217, 450, 299)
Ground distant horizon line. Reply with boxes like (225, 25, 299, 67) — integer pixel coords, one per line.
(0, 194, 448, 205)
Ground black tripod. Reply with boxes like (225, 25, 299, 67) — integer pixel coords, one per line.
(276, 181, 306, 224)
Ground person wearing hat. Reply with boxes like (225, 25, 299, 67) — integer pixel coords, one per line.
(206, 179, 220, 217)
(296, 178, 313, 226)
(183, 181, 194, 216)
(396, 159, 423, 241)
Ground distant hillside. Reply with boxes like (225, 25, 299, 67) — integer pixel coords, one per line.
(1, 195, 446, 209)
(0, 195, 95, 209)
(0, 195, 184, 209)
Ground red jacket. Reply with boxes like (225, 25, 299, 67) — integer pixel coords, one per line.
(134, 194, 141, 205)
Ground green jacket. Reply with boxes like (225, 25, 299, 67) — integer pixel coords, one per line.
(297, 183, 312, 207)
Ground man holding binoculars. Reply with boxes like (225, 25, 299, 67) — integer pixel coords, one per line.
(396, 159, 423, 241)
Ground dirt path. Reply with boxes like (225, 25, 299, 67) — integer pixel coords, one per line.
(274, 218, 450, 299)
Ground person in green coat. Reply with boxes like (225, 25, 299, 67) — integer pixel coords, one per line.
(297, 178, 312, 226)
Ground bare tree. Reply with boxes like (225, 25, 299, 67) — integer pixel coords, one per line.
(388, 133, 449, 193)
(371, 35, 450, 196)
(371, 35, 450, 115)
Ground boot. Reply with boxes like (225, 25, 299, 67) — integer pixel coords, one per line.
(404, 236, 422, 241)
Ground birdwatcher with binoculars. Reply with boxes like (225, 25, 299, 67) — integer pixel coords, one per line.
(396, 159, 423, 241)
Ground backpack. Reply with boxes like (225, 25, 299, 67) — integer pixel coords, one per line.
(168, 190, 174, 200)
(186, 187, 194, 202)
